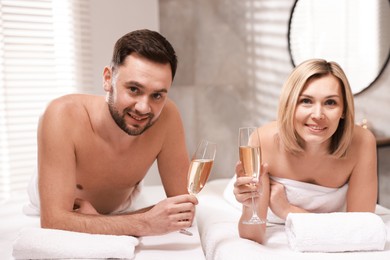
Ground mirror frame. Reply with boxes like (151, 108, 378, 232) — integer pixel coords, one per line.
(287, 0, 390, 96)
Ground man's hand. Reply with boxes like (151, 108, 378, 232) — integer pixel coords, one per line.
(142, 194, 198, 235)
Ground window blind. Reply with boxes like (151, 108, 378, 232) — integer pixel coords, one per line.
(0, 0, 92, 202)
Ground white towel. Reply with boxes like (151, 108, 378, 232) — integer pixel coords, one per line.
(12, 227, 139, 259)
(223, 176, 242, 211)
(23, 171, 143, 216)
(285, 212, 387, 253)
(23, 171, 41, 216)
(223, 176, 349, 224)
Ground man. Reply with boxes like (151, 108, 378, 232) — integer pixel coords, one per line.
(35, 29, 197, 236)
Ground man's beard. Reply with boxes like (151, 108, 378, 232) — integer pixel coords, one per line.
(107, 94, 155, 136)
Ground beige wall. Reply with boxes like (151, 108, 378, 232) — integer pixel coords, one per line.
(89, 0, 160, 94)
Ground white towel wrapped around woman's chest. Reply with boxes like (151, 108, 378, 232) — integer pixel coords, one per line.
(267, 176, 349, 223)
(223, 176, 350, 223)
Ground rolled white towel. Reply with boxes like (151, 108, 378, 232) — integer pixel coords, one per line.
(13, 227, 139, 259)
(285, 212, 387, 253)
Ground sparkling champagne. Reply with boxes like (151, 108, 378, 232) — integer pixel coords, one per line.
(187, 159, 213, 195)
(239, 146, 261, 178)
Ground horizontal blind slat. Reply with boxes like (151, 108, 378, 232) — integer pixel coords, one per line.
(1, 0, 92, 195)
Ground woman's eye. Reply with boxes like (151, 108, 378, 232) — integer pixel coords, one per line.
(325, 99, 337, 106)
(300, 98, 311, 104)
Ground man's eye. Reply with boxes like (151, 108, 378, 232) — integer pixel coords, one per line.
(129, 87, 139, 94)
(152, 93, 163, 100)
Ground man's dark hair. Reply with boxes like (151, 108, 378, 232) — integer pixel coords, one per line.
(111, 29, 177, 79)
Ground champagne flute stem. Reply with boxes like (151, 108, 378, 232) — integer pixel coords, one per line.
(179, 228, 193, 236)
(250, 192, 259, 218)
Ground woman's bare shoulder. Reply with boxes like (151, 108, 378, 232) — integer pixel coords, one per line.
(259, 121, 278, 136)
(258, 121, 279, 148)
(352, 125, 376, 147)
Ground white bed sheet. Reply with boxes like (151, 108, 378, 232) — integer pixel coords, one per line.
(0, 186, 205, 260)
(197, 178, 390, 260)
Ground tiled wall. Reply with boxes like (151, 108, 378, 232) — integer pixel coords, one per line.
(160, 0, 293, 181)
(159, 0, 390, 207)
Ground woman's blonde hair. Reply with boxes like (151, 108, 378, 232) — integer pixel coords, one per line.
(277, 59, 355, 158)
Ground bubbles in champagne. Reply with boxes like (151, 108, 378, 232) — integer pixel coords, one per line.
(239, 146, 261, 178)
(187, 159, 213, 195)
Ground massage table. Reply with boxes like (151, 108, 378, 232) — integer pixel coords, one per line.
(3, 178, 390, 260)
(0, 186, 205, 260)
(196, 178, 390, 260)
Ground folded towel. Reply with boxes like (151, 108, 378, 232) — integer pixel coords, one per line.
(12, 227, 139, 259)
(285, 212, 387, 252)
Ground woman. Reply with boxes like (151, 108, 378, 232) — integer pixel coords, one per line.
(233, 59, 377, 244)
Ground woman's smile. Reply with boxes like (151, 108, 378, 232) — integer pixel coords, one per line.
(305, 124, 327, 132)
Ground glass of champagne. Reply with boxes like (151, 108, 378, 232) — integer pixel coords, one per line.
(180, 139, 216, 236)
(238, 127, 265, 225)
(187, 140, 216, 195)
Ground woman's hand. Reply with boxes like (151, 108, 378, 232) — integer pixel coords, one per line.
(269, 180, 290, 219)
(235, 161, 270, 244)
(233, 161, 268, 208)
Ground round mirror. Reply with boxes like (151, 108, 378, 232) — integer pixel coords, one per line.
(288, 0, 390, 95)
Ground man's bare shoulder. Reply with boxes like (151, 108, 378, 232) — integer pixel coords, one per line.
(45, 94, 97, 110)
(155, 98, 182, 126)
(39, 94, 103, 129)
(42, 94, 99, 117)
(147, 98, 186, 148)
(161, 98, 180, 114)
